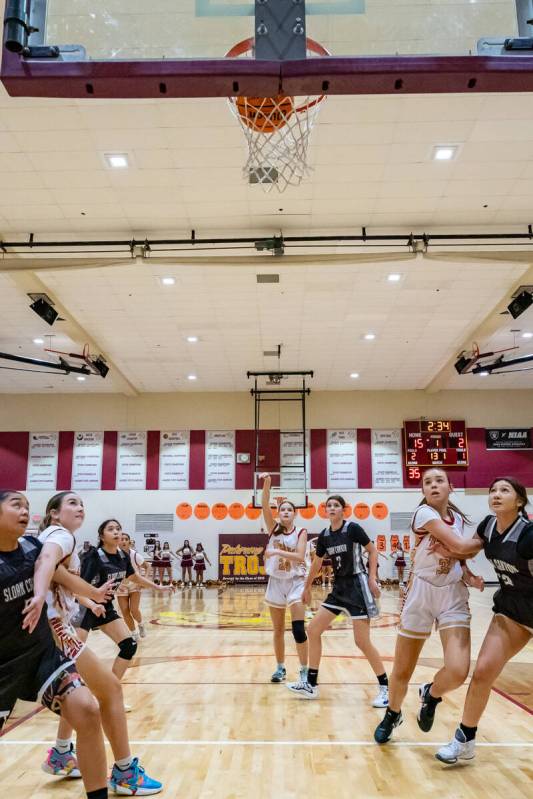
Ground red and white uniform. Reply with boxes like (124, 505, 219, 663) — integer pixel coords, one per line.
(116, 548, 144, 596)
(399, 506, 470, 639)
(265, 527, 307, 608)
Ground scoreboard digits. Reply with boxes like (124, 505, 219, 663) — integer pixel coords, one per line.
(404, 420, 468, 468)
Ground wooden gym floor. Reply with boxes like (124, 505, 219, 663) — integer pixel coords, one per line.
(1, 584, 531, 798)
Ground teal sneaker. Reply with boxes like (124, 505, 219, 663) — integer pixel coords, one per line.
(109, 758, 163, 795)
(270, 665, 286, 683)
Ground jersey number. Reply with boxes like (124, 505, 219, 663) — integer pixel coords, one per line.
(499, 573, 514, 588)
(334, 555, 342, 571)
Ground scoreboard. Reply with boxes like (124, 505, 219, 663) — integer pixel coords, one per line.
(404, 420, 468, 470)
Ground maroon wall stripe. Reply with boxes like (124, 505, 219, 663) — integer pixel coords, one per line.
(310, 429, 327, 489)
(357, 428, 373, 489)
(464, 427, 533, 488)
(0, 432, 29, 490)
(101, 431, 118, 490)
(189, 430, 205, 490)
(235, 430, 256, 490)
(57, 431, 74, 491)
(146, 431, 160, 490)
(257, 430, 280, 474)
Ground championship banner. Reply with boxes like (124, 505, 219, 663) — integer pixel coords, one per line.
(159, 430, 189, 489)
(371, 429, 403, 488)
(205, 430, 235, 490)
(485, 428, 531, 450)
(72, 432, 104, 490)
(218, 534, 267, 584)
(27, 432, 58, 491)
(116, 431, 147, 490)
(327, 429, 357, 489)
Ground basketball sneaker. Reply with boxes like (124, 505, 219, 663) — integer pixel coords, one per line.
(371, 684, 389, 708)
(435, 728, 475, 764)
(417, 682, 440, 732)
(374, 709, 403, 744)
(109, 758, 163, 795)
(270, 665, 286, 683)
(41, 745, 81, 778)
(286, 680, 319, 699)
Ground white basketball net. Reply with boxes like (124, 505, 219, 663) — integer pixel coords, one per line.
(228, 94, 325, 193)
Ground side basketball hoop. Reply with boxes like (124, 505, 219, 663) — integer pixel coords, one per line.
(225, 38, 330, 193)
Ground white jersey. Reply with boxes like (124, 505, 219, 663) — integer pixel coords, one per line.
(410, 505, 465, 587)
(265, 526, 307, 579)
(38, 524, 80, 621)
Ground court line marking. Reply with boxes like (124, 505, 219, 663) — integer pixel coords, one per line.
(2, 740, 532, 748)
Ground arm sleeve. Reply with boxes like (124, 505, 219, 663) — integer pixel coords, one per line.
(517, 523, 533, 560)
(411, 505, 441, 532)
(79, 550, 101, 584)
(347, 522, 371, 547)
(476, 515, 493, 541)
(315, 533, 327, 558)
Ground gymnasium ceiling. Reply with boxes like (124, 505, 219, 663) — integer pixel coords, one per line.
(1, 54, 533, 394)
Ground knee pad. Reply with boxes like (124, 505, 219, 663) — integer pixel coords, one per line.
(117, 637, 137, 661)
(292, 620, 307, 644)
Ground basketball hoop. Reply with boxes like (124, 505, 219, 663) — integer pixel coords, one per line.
(225, 38, 330, 193)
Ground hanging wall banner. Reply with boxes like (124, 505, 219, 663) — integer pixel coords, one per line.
(27, 432, 58, 491)
(485, 429, 531, 450)
(218, 534, 267, 584)
(116, 432, 147, 490)
(72, 432, 104, 490)
(327, 429, 357, 489)
(280, 430, 310, 495)
(371, 429, 403, 488)
(205, 430, 235, 490)
(159, 431, 189, 489)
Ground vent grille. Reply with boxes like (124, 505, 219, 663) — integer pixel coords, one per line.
(135, 513, 174, 533)
(256, 274, 279, 283)
(263, 350, 279, 356)
(390, 512, 413, 532)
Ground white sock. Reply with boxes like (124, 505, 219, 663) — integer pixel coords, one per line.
(55, 737, 72, 754)
(115, 755, 133, 770)
(278, 663, 285, 669)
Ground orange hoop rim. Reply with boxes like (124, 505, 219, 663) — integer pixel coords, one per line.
(225, 37, 330, 114)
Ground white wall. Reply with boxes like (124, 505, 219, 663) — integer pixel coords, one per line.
(25, 486, 497, 583)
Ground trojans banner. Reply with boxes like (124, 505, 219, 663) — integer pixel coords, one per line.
(218, 534, 267, 584)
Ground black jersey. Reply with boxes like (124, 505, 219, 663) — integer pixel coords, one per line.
(80, 547, 134, 611)
(315, 521, 370, 579)
(478, 515, 533, 595)
(0, 536, 51, 663)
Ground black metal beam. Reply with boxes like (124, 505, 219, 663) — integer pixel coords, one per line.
(0, 351, 92, 375)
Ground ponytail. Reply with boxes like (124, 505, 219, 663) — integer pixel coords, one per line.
(39, 491, 73, 532)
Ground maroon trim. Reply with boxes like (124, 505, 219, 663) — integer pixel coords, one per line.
(101, 431, 117, 490)
(258, 429, 280, 474)
(146, 431, 160, 490)
(0, 432, 29, 490)
(189, 430, 205, 490)
(464, 427, 533, 488)
(235, 430, 255, 490)
(4, 50, 533, 99)
(310, 429, 327, 490)
(56, 431, 74, 491)
(357, 428, 372, 489)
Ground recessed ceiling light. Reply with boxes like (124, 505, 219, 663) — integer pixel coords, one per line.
(77, 376, 86, 382)
(187, 374, 197, 381)
(161, 277, 175, 286)
(433, 145, 457, 161)
(387, 273, 402, 282)
(522, 332, 533, 339)
(364, 333, 376, 341)
(104, 153, 129, 169)
(350, 372, 359, 379)
(479, 371, 489, 376)
(187, 336, 198, 343)
(33, 337, 44, 345)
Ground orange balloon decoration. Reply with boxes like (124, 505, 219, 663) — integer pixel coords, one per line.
(299, 503, 316, 520)
(228, 502, 245, 520)
(211, 503, 228, 521)
(194, 503, 210, 520)
(372, 502, 389, 520)
(245, 503, 262, 520)
(176, 502, 192, 520)
(354, 502, 370, 520)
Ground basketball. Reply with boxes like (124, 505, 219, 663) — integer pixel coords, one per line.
(235, 95, 294, 133)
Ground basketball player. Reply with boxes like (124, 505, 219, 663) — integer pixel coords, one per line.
(261, 473, 308, 684)
(31, 493, 164, 793)
(374, 468, 483, 744)
(75, 518, 172, 678)
(287, 495, 387, 706)
(116, 532, 146, 640)
(435, 477, 533, 764)
(0, 489, 110, 799)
